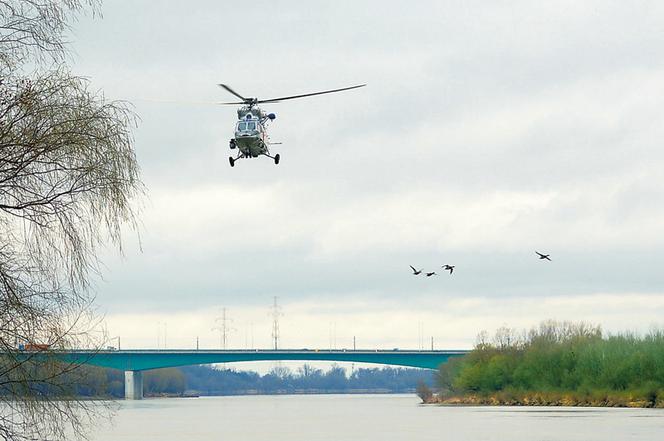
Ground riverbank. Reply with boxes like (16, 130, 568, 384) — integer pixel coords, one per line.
(181, 388, 415, 396)
(425, 391, 664, 408)
(434, 321, 664, 410)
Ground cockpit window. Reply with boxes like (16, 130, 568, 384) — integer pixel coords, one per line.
(237, 121, 258, 132)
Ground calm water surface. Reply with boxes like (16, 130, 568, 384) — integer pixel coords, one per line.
(90, 394, 664, 441)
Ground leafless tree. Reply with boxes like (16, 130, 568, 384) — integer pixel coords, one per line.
(474, 329, 489, 350)
(0, 1, 143, 440)
(493, 325, 520, 351)
(527, 320, 602, 346)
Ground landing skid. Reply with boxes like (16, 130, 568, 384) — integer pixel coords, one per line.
(229, 153, 281, 167)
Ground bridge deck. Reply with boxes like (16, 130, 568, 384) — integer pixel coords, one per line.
(56, 349, 469, 371)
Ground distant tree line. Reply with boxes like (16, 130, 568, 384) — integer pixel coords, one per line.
(66, 364, 434, 397)
(437, 320, 664, 406)
(182, 364, 434, 395)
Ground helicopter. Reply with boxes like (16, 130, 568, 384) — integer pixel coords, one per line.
(218, 83, 366, 167)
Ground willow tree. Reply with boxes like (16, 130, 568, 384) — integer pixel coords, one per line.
(0, 1, 142, 440)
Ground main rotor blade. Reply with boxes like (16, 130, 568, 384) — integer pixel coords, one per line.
(257, 84, 366, 104)
(218, 84, 248, 102)
(133, 98, 228, 106)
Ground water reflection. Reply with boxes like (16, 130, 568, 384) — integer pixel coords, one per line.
(89, 394, 664, 441)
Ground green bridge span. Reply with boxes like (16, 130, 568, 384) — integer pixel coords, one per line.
(56, 349, 469, 399)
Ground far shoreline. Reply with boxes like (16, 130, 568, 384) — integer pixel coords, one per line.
(143, 389, 417, 398)
(422, 392, 664, 409)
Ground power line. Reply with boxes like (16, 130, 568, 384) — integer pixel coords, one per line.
(156, 321, 167, 349)
(269, 297, 283, 350)
(212, 307, 234, 349)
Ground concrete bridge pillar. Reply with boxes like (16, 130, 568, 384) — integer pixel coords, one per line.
(124, 370, 143, 400)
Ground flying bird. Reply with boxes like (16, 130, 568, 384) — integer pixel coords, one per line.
(409, 265, 423, 275)
(426, 272, 437, 277)
(442, 265, 455, 274)
(536, 251, 551, 261)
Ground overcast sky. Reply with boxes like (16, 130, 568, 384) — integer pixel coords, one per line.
(65, 1, 664, 353)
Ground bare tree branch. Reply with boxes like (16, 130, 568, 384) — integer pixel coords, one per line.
(0, 2, 142, 440)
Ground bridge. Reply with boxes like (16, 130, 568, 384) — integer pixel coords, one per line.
(56, 349, 469, 399)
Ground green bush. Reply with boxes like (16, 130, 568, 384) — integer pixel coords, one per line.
(438, 321, 664, 400)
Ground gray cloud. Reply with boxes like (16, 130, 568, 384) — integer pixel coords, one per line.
(64, 1, 664, 346)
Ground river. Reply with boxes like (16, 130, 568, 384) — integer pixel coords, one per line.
(89, 394, 664, 441)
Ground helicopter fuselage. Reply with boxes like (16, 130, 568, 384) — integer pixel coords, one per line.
(234, 119, 268, 157)
(231, 106, 275, 158)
